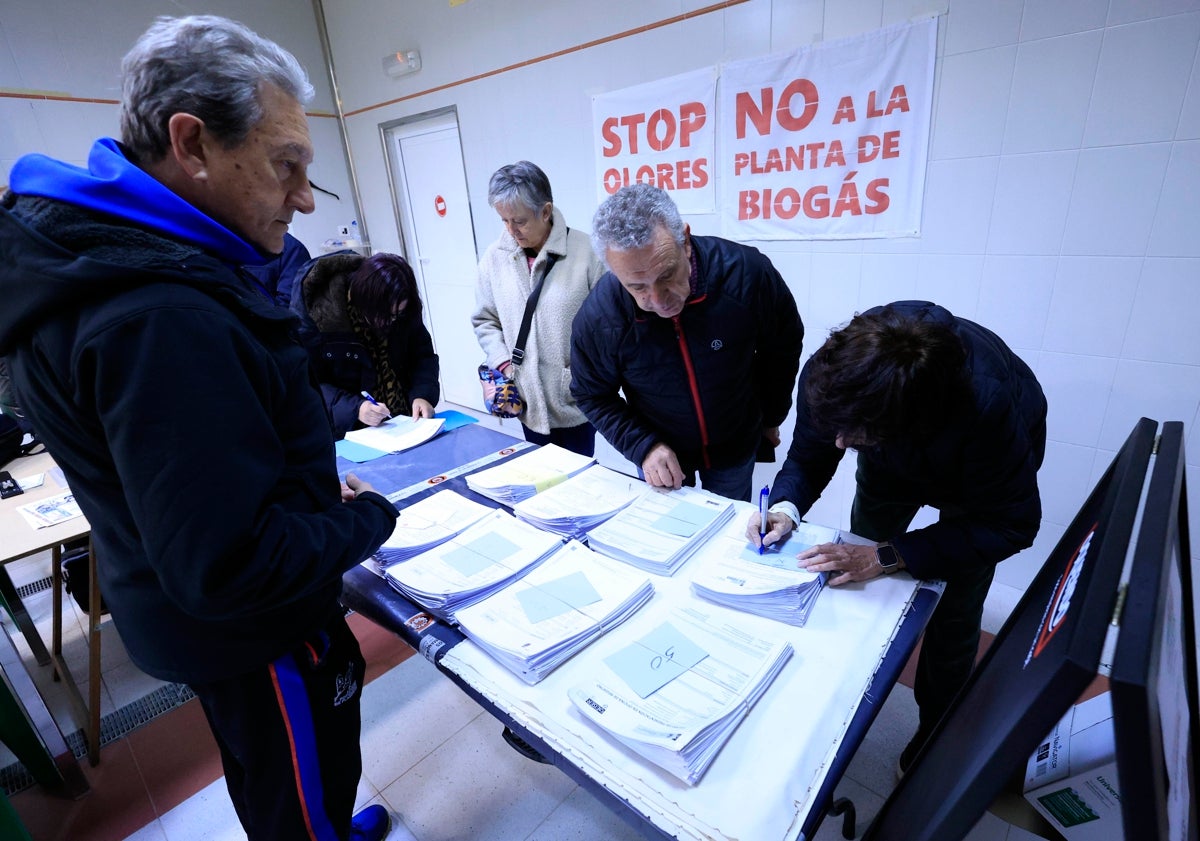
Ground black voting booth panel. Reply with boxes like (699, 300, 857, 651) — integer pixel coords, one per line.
(862, 417, 1171, 841)
(1111, 421, 1198, 841)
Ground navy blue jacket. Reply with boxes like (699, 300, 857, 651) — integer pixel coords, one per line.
(0, 140, 398, 683)
(773, 301, 1047, 581)
(570, 235, 803, 472)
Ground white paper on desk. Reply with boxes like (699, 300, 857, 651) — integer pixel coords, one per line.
(371, 489, 494, 568)
(16, 472, 44, 490)
(455, 541, 654, 684)
(689, 523, 835, 627)
(384, 509, 563, 620)
(343, 415, 444, 453)
(465, 443, 594, 505)
(586, 486, 734, 576)
(567, 603, 792, 785)
(513, 464, 646, 538)
(16, 490, 83, 529)
(439, 495, 925, 841)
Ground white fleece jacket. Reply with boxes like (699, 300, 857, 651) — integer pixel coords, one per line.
(471, 205, 603, 434)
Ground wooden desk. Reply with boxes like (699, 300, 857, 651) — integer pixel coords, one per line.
(0, 451, 102, 767)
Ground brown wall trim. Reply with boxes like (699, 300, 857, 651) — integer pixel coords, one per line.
(0, 91, 118, 105)
(0, 89, 337, 118)
(342, 0, 752, 118)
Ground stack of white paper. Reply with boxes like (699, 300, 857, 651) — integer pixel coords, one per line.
(512, 464, 647, 539)
(343, 415, 444, 453)
(465, 444, 595, 506)
(454, 541, 654, 684)
(567, 604, 792, 785)
(689, 522, 837, 626)
(372, 490, 495, 569)
(585, 486, 734, 576)
(384, 509, 564, 621)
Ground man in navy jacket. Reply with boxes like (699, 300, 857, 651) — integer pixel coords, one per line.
(751, 301, 1047, 774)
(0, 16, 394, 841)
(571, 184, 804, 502)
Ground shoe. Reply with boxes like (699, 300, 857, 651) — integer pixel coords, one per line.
(502, 725, 551, 764)
(896, 731, 927, 781)
(350, 805, 391, 841)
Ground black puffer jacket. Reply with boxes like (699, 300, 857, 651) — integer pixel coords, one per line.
(291, 251, 440, 437)
(570, 235, 804, 472)
(0, 197, 398, 684)
(773, 301, 1047, 581)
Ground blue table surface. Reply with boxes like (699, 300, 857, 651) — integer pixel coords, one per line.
(336, 424, 526, 502)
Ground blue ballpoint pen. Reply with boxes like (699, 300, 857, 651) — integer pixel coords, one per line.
(758, 484, 770, 554)
(360, 390, 392, 419)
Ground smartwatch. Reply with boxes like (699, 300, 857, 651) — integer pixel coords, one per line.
(876, 542, 903, 574)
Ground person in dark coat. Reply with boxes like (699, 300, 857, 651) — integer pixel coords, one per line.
(292, 251, 440, 437)
(0, 16, 395, 840)
(749, 300, 1047, 775)
(570, 184, 804, 502)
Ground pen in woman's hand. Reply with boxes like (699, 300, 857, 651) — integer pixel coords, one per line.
(758, 484, 770, 554)
(360, 390, 392, 419)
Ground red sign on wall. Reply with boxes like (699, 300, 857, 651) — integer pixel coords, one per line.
(434, 195, 447, 217)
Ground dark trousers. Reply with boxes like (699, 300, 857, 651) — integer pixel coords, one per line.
(189, 613, 365, 841)
(521, 421, 596, 457)
(850, 460, 995, 740)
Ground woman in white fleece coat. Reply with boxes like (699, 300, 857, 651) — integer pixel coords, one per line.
(472, 161, 604, 455)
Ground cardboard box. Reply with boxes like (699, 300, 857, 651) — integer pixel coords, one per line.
(1023, 692, 1123, 840)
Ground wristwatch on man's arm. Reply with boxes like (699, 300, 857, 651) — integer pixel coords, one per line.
(875, 542, 905, 574)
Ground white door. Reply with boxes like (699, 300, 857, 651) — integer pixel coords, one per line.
(386, 113, 480, 407)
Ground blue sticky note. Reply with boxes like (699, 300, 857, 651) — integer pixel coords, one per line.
(539, 571, 602, 609)
(604, 622, 708, 698)
(462, 533, 521, 563)
(442, 546, 495, 577)
(669, 501, 720, 525)
(653, 500, 720, 537)
(516, 587, 573, 623)
(335, 438, 390, 463)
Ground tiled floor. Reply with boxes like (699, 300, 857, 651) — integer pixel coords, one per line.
(1, 541, 1063, 841)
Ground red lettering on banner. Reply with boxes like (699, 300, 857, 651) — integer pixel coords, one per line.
(603, 159, 709, 194)
(679, 102, 706, 147)
(733, 140, 852, 175)
(865, 179, 890, 214)
(867, 85, 910, 118)
(619, 113, 648, 153)
(857, 131, 901, 162)
(601, 117, 621, 157)
(738, 178, 890, 221)
(601, 103, 708, 156)
(735, 79, 819, 138)
(833, 95, 856, 124)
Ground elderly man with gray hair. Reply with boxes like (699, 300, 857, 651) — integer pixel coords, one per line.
(0, 16, 394, 840)
(570, 184, 804, 501)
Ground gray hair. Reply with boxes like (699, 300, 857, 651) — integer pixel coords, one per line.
(487, 161, 553, 212)
(590, 184, 686, 260)
(119, 15, 314, 164)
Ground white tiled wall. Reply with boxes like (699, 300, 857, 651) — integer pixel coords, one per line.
(2, 0, 1199, 589)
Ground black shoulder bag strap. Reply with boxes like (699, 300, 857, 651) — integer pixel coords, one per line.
(510, 229, 566, 367)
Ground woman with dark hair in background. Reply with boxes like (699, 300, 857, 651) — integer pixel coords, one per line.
(472, 161, 604, 456)
(293, 251, 440, 436)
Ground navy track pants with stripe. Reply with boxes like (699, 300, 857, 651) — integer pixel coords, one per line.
(190, 612, 365, 841)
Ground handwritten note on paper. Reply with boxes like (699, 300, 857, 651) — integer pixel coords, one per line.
(605, 621, 708, 698)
